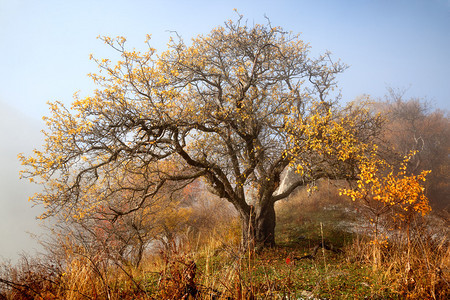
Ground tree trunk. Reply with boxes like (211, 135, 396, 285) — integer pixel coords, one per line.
(240, 201, 276, 250)
(255, 201, 276, 247)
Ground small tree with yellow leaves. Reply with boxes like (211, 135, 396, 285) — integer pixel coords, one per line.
(340, 150, 431, 268)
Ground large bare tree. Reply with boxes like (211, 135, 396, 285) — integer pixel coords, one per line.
(20, 16, 381, 248)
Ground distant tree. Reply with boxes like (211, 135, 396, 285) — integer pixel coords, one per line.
(369, 88, 449, 210)
(19, 16, 381, 249)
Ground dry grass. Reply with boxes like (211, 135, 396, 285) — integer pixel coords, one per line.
(1, 185, 448, 299)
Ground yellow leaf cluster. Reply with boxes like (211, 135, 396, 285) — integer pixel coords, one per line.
(285, 103, 369, 173)
(340, 151, 431, 220)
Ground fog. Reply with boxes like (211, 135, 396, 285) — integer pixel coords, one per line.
(0, 100, 45, 262)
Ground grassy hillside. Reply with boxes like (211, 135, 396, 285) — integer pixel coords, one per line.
(1, 182, 448, 299)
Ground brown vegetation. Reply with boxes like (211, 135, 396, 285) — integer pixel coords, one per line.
(1, 184, 448, 299)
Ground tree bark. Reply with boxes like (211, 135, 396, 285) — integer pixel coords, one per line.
(240, 201, 276, 250)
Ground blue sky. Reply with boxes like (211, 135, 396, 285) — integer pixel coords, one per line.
(0, 0, 449, 261)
